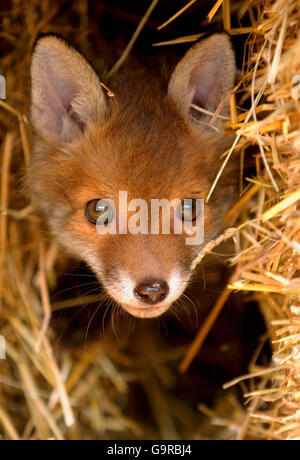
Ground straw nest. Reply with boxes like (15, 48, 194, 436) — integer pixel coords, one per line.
(0, 0, 300, 440)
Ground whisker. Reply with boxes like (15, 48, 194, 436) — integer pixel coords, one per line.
(170, 303, 186, 326)
(111, 303, 119, 337)
(102, 299, 113, 335)
(85, 302, 103, 339)
(181, 292, 199, 326)
(158, 315, 168, 335)
(53, 271, 96, 278)
(51, 281, 99, 299)
(53, 305, 88, 346)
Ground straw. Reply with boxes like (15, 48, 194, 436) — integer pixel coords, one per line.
(1, 0, 300, 441)
(108, 0, 160, 77)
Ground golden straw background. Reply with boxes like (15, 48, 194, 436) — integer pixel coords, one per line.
(0, 0, 300, 440)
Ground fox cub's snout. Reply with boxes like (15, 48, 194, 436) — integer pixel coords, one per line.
(27, 33, 237, 318)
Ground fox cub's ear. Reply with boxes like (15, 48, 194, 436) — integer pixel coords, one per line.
(168, 34, 236, 128)
(31, 35, 106, 143)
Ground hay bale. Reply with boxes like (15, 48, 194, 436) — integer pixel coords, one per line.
(0, 0, 299, 440)
(221, 0, 300, 440)
(156, 0, 300, 440)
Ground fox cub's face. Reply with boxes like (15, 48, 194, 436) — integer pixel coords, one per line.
(27, 34, 236, 318)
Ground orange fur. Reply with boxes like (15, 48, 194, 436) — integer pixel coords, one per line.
(26, 33, 238, 318)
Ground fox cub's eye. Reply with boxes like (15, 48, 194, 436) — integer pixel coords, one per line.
(85, 199, 114, 225)
(176, 199, 201, 222)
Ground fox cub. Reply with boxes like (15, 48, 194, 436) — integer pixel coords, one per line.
(27, 33, 237, 318)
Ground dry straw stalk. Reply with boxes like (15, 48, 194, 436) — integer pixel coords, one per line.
(0, 0, 300, 440)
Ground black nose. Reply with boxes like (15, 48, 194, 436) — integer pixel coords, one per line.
(134, 280, 169, 305)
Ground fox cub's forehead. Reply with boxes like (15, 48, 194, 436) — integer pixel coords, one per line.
(82, 108, 185, 167)
(68, 112, 212, 200)
(101, 99, 186, 154)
